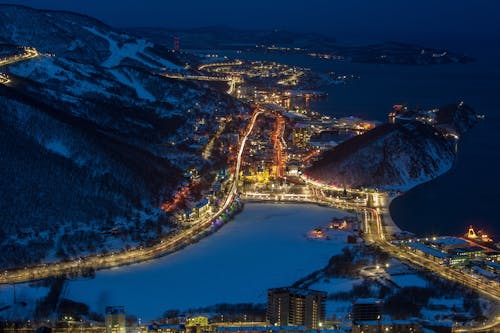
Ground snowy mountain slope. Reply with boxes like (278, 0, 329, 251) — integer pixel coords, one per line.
(0, 5, 249, 269)
(0, 4, 181, 70)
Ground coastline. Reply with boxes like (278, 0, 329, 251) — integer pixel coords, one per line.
(65, 203, 351, 319)
(382, 196, 402, 236)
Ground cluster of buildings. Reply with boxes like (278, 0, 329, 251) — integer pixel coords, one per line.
(350, 299, 459, 333)
(287, 113, 376, 173)
(3, 287, 476, 333)
(388, 102, 481, 140)
(35, 288, 328, 333)
(36, 293, 452, 333)
(174, 168, 236, 225)
(198, 59, 310, 102)
(202, 60, 304, 86)
(397, 235, 499, 267)
(394, 230, 500, 286)
(388, 104, 439, 126)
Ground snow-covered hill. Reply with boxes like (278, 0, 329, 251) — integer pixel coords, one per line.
(306, 104, 478, 190)
(0, 5, 248, 268)
(0, 4, 181, 70)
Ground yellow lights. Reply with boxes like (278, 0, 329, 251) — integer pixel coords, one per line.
(0, 73, 10, 84)
(186, 316, 209, 327)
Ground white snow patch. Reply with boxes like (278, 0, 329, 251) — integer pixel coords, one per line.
(428, 297, 464, 309)
(10, 56, 68, 81)
(45, 140, 71, 158)
(390, 274, 428, 288)
(66, 203, 349, 320)
(83, 26, 181, 70)
(0, 283, 50, 320)
(310, 277, 362, 294)
(67, 39, 84, 51)
(110, 69, 156, 101)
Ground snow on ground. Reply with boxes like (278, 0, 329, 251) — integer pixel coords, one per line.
(10, 56, 114, 97)
(310, 277, 362, 294)
(420, 308, 463, 321)
(0, 283, 50, 320)
(326, 300, 354, 321)
(310, 277, 362, 320)
(66, 203, 348, 320)
(83, 26, 181, 70)
(10, 56, 68, 81)
(44, 139, 71, 158)
(428, 297, 464, 309)
(110, 69, 156, 101)
(390, 274, 428, 288)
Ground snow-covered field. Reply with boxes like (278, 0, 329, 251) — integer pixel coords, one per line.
(391, 273, 428, 288)
(66, 203, 350, 320)
(0, 283, 49, 319)
(310, 277, 362, 294)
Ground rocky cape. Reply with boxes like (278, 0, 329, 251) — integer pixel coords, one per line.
(305, 103, 478, 190)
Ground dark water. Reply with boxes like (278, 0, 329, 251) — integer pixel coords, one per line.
(224, 46, 500, 239)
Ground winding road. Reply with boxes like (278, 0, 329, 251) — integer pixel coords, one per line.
(0, 47, 39, 84)
(0, 108, 262, 285)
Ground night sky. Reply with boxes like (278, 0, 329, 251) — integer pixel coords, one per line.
(4, 0, 500, 49)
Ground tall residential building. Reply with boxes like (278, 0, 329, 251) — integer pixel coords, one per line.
(106, 306, 126, 333)
(267, 287, 326, 329)
(351, 299, 382, 323)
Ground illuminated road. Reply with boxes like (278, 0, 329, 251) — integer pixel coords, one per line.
(0, 47, 39, 84)
(160, 72, 241, 95)
(1, 50, 498, 329)
(161, 73, 233, 82)
(197, 60, 243, 71)
(0, 108, 262, 285)
(242, 166, 500, 330)
(0, 72, 10, 84)
(454, 303, 500, 332)
(366, 207, 500, 302)
(0, 47, 39, 66)
(271, 112, 286, 178)
(242, 184, 500, 331)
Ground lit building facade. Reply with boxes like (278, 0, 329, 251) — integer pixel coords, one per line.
(266, 287, 326, 330)
(106, 306, 126, 333)
(351, 299, 382, 323)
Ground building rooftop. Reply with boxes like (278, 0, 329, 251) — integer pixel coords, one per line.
(148, 324, 186, 331)
(407, 241, 450, 259)
(353, 298, 382, 305)
(105, 305, 125, 314)
(268, 287, 327, 297)
(448, 246, 485, 255)
(195, 198, 209, 208)
(485, 261, 500, 271)
(430, 236, 469, 248)
(217, 326, 307, 332)
(354, 319, 418, 325)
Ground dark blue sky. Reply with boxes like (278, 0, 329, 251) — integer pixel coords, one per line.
(5, 0, 500, 49)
